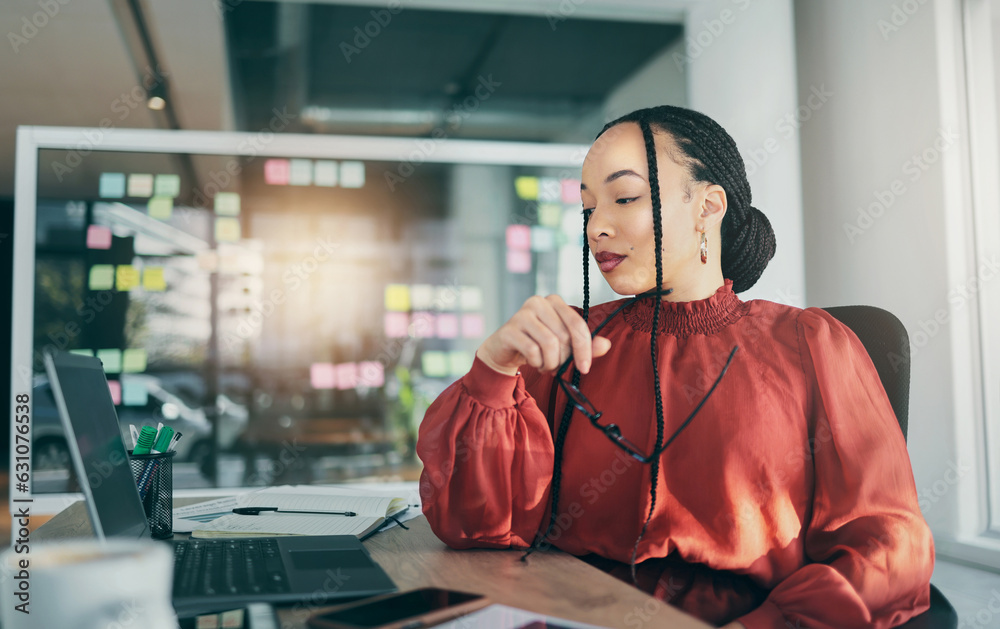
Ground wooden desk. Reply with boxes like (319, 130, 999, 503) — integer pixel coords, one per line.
(35, 500, 709, 629)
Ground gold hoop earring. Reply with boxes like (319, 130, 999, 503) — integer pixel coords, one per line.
(700, 231, 708, 264)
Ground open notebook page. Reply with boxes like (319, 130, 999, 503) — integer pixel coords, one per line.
(236, 492, 405, 518)
(191, 513, 385, 538)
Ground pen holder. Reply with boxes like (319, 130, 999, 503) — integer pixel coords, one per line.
(127, 450, 175, 539)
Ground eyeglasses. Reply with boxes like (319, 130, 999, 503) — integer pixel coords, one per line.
(554, 289, 739, 464)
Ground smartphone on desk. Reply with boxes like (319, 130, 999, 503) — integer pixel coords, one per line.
(306, 587, 489, 629)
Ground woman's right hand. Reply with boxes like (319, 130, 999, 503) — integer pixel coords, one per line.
(475, 294, 612, 376)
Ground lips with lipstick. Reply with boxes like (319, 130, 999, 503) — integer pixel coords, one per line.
(594, 251, 626, 273)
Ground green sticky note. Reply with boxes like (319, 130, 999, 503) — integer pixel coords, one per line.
(538, 203, 562, 227)
(96, 349, 122, 373)
(214, 192, 241, 216)
(449, 351, 473, 376)
(122, 348, 147, 373)
(153, 174, 181, 198)
(89, 265, 114, 290)
(122, 380, 148, 406)
(421, 351, 449, 378)
(148, 197, 173, 220)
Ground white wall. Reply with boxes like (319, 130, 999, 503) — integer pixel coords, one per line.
(684, 0, 806, 308)
(794, 0, 967, 538)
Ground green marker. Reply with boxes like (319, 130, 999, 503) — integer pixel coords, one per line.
(152, 426, 174, 454)
(132, 426, 157, 455)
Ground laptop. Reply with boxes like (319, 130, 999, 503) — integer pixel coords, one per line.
(43, 349, 397, 614)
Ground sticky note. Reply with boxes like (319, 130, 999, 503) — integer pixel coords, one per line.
(89, 265, 114, 290)
(214, 192, 241, 216)
(384, 312, 409, 337)
(122, 380, 148, 406)
(70, 349, 93, 357)
(147, 197, 173, 220)
(122, 348, 147, 373)
(116, 265, 140, 291)
(215, 217, 241, 242)
(460, 286, 483, 311)
(314, 160, 338, 187)
(154, 174, 181, 198)
(462, 313, 485, 339)
(409, 312, 435, 338)
(561, 178, 582, 204)
(421, 351, 449, 378)
(434, 286, 458, 310)
(335, 363, 359, 390)
(506, 249, 532, 273)
(449, 351, 474, 376)
(289, 159, 313, 186)
(311, 363, 336, 389)
(99, 173, 126, 198)
(409, 284, 435, 310)
(86, 225, 112, 250)
(358, 361, 385, 387)
(142, 267, 166, 291)
(97, 349, 122, 373)
(514, 176, 539, 200)
(127, 174, 154, 197)
(538, 177, 561, 202)
(264, 159, 290, 185)
(340, 161, 365, 188)
(108, 380, 122, 405)
(506, 224, 531, 250)
(384, 284, 410, 312)
(531, 226, 556, 252)
(436, 313, 459, 338)
(538, 203, 562, 228)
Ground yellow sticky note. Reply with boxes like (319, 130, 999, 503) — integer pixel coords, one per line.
(89, 265, 114, 290)
(143, 267, 166, 291)
(122, 348, 147, 373)
(384, 284, 411, 312)
(215, 217, 241, 242)
(115, 265, 140, 291)
(514, 176, 539, 200)
(148, 197, 173, 220)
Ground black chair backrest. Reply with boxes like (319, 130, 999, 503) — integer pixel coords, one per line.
(822, 305, 911, 441)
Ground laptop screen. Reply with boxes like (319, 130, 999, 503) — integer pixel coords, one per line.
(44, 351, 150, 539)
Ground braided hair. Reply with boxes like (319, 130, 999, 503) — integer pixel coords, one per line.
(523, 106, 776, 580)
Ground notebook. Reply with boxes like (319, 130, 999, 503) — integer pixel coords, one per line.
(43, 349, 397, 614)
(191, 486, 409, 539)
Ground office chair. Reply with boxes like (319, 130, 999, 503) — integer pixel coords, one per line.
(822, 306, 957, 629)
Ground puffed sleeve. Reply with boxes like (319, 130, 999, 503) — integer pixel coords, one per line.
(416, 356, 555, 549)
(738, 308, 934, 629)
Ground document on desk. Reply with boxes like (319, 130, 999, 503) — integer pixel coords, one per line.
(190, 485, 410, 539)
(433, 604, 612, 629)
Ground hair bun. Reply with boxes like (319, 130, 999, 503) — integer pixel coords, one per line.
(723, 205, 776, 293)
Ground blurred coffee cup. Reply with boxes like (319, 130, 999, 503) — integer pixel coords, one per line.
(0, 539, 176, 629)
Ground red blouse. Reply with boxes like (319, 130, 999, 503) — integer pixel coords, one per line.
(416, 279, 933, 628)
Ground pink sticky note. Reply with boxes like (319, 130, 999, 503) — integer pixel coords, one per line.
(358, 361, 385, 387)
(384, 312, 409, 337)
(561, 178, 582, 204)
(506, 248, 532, 274)
(107, 380, 122, 405)
(462, 313, 485, 339)
(310, 363, 336, 389)
(506, 224, 531, 250)
(436, 313, 459, 339)
(335, 363, 359, 390)
(264, 159, 291, 185)
(409, 312, 435, 338)
(86, 225, 112, 250)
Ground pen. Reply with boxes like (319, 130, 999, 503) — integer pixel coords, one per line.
(232, 507, 357, 517)
(166, 431, 183, 453)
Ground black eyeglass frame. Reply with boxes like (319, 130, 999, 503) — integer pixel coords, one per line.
(554, 289, 739, 464)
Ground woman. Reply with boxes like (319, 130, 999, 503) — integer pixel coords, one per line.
(416, 105, 934, 628)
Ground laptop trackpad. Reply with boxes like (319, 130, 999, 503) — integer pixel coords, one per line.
(288, 549, 374, 571)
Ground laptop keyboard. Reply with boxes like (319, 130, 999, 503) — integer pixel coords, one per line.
(173, 539, 291, 598)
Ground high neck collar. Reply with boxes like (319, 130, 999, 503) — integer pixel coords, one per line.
(622, 278, 748, 337)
